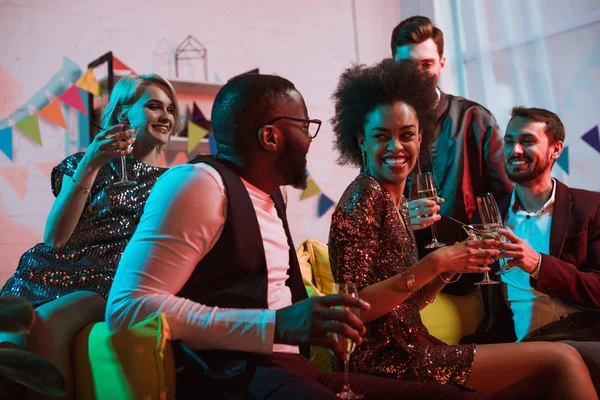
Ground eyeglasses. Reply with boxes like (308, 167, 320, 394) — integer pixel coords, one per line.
(266, 116, 322, 140)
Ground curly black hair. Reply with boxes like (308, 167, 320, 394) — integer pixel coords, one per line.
(331, 59, 438, 168)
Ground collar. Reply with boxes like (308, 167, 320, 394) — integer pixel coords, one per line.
(510, 178, 556, 216)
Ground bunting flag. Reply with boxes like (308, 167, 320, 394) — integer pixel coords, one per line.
(556, 146, 569, 174)
(113, 55, 136, 74)
(0, 127, 13, 160)
(192, 102, 207, 122)
(0, 166, 29, 200)
(208, 133, 217, 155)
(582, 126, 600, 154)
(59, 85, 87, 115)
(317, 194, 335, 217)
(38, 100, 67, 129)
(15, 114, 42, 145)
(76, 68, 102, 96)
(187, 121, 209, 153)
(300, 178, 320, 200)
(33, 161, 60, 179)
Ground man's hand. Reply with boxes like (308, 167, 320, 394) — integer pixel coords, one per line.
(497, 229, 540, 274)
(408, 197, 444, 231)
(274, 294, 370, 358)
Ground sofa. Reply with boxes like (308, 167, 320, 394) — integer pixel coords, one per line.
(70, 239, 484, 399)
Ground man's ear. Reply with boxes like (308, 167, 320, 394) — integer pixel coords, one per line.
(551, 140, 564, 161)
(439, 55, 446, 74)
(258, 125, 279, 152)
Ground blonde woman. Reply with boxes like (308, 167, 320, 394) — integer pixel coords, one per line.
(1, 74, 182, 399)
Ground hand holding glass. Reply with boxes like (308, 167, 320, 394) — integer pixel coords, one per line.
(332, 283, 363, 400)
(462, 223, 501, 285)
(416, 172, 445, 248)
(111, 125, 139, 187)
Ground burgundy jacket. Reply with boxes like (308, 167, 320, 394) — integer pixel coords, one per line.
(467, 179, 600, 343)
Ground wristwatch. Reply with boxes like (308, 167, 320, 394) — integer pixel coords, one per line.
(402, 273, 419, 292)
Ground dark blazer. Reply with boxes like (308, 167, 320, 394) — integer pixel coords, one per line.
(465, 179, 600, 344)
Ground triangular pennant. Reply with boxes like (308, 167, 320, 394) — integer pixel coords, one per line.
(317, 194, 335, 217)
(188, 121, 209, 153)
(15, 114, 42, 146)
(34, 161, 60, 178)
(76, 69, 102, 96)
(192, 103, 207, 122)
(0, 166, 29, 200)
(300, 178, 321, 200)
(38, 100, 67, 129)
(112, 55, 135, 73)
(556, 146, 569, 174)
(208, 133, 217, 155)
(168, 151, 189, 167)
(0, 127, 13, 160)
(59, 85, 87, 115)
(582, 125, 600, 154)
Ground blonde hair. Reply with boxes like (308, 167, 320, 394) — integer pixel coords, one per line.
(101, 74, 183, 135)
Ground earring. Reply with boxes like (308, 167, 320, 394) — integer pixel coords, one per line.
(361, 149, 367, 171)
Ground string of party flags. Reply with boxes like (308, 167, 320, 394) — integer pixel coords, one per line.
(0, 54, 135, 161)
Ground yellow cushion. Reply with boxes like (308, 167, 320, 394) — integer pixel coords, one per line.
(420, 289, 484, 345)
(72, 314, 175, 400)
(297, 239, 335, 372)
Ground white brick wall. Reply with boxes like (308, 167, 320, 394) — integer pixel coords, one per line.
(0, 0, 401, 286)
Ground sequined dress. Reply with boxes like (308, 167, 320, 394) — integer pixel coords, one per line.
(329, 174, 476, 386)
(1, 153, 167, 306)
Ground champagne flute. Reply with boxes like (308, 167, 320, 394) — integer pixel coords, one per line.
(416, 172, 445, 249)
(112, 125, 139, 187)
(333, 282, 363, 400)
(477, 193, 509, 274)
(463, 223, 502, 285)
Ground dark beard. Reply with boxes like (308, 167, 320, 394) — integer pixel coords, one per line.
(275, 144, 308, 190)
(506, 154, 551, 184)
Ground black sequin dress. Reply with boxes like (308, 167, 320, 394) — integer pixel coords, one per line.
(329, 174, 476, 386)
(1, 153, 167, 306)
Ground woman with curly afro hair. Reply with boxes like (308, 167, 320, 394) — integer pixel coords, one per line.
(328, 59, 595, 399)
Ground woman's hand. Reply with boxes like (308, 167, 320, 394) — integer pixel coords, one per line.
(83, 124, 136, 169)
(408, 197, 444, 230)
(427, 239, 499, 275)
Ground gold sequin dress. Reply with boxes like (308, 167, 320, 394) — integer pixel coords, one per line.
(329, 174, 475, 386)
(1, 152, 167, 306)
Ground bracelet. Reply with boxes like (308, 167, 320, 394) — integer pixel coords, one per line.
(402, 272, 420, 292)
(420, 288, 436, 304)
(72, 178, 90, 194)
(438, 273, 462, 284)
(530, 253, 542, 278)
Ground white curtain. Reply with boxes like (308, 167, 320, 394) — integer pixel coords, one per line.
(438, 0, 600, 190)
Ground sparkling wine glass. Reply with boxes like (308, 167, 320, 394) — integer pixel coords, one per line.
(112, 125, 139, 187)
(477, 193, 509, 275)
(333, 282, 363, 400)
(416, 172, 445, 249)
(463, 223, 502, 285)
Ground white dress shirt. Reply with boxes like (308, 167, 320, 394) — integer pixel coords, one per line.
(106, 163, 298, 354)
(502, 179, 579, 341)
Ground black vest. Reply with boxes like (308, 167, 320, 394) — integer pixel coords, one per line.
(174, 156, 309, 376)
(179, 155, 308, 307)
